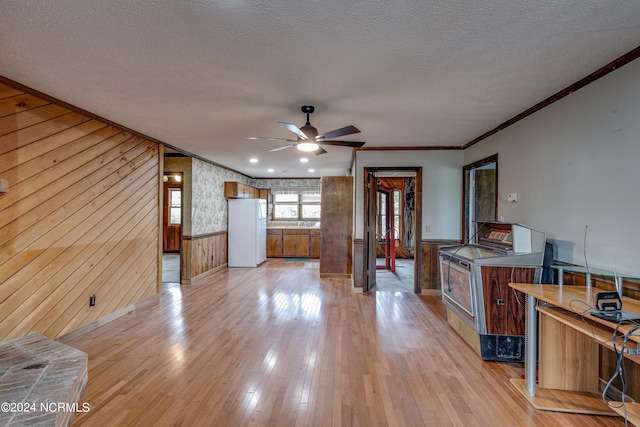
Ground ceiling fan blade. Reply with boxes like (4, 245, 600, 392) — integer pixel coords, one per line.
(316, 125, 360, 140)
(317, 140, 365, 148)
(279, 122, 308, 140)
(267, 144, 295, 152)
(314, 147, 327, 155)
(247, 137, 297, 142)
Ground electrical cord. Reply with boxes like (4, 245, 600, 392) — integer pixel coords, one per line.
(566, 296, 640, 427)
(569, 299, 620, 348)
(602, 322, 640, 427)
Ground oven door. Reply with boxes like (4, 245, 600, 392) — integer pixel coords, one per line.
(440, 256, 474, 317)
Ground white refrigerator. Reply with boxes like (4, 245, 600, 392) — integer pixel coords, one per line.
(228, 199, 267, 267)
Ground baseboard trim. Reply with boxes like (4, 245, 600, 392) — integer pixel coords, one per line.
(320, 273, 352, 279)
(182, 263, 227, 285)
(57, 294, 159, 343)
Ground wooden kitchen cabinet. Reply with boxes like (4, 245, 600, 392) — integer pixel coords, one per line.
(266, 228, 319, 258)
(224, 181, 267, 199)
(283, 229, 309, 257)
(310, 229, 321, 258)
(267, 229, 283, 257)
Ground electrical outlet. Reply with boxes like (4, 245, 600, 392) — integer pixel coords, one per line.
(89, 294, 96, 307)
(426, 224, 432, 232)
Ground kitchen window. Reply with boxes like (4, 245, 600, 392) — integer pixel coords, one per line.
(273, 191, 321, 220)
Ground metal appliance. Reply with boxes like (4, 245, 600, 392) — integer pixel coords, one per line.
(440, 222, 546, 361)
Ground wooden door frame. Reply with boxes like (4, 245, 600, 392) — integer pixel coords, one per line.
(462, 154, 498, 243)
(364, 172, 377, 292)
(363, 167, 422, 293)
(375, 184, 395, 272)
(163, 172, 183, 253)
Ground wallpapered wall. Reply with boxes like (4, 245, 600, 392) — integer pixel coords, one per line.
(191, 158, 252, 236)
(252, 178, 321, 190)
(165, 156, 322, 237)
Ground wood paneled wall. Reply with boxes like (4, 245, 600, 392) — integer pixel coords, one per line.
(421, 240, 460, 291)
(320, 176, 353, 278)
(0, 82, 160, 342)
(181, 232, 227, 283)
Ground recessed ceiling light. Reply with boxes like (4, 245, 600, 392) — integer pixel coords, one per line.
(300, 158, 309, 163)
(249, 158, 258, 163)
(267, 168, 274, 173)
(308, 169, 315, 173)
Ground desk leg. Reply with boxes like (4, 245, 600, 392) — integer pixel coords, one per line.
(557, 267, 563, 287)
(511, 297, 618, 416)
(525, 294, 537, 397)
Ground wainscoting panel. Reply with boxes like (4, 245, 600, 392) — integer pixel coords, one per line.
(182, 232, 228, 283)
(421, 240, 460, 291)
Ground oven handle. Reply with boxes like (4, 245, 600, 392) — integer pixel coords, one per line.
(441, 252, 472, 270)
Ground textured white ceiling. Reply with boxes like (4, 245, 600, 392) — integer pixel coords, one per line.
(2, 1, 640, 177)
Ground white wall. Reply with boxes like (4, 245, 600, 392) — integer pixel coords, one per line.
(353, 150, 464, 240)
(465, 58, 640, 277)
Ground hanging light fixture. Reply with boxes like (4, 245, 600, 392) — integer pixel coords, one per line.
(297, 142, 319, 152)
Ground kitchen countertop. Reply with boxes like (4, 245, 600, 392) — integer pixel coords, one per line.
(267, 223, 320, 229)
(267, 227, 320, 230)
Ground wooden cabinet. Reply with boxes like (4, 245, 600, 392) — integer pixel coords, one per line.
(267, 229, 283, 257)
(283, 230, 309, 257)
(224, 181, 268, 200)
(266, 228, 320, 258)
(310, 229, 321, 258)
(224, 181, 250, 198)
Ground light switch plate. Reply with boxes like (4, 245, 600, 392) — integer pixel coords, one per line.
(507, 193, 518, 203)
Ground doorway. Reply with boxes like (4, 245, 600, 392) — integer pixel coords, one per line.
(162, 172, 182, 283)
(363, 168, 422, 293)
(463, 155, 498, 243)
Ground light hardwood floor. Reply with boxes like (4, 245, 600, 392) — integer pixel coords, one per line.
(67, 259, 624, 426)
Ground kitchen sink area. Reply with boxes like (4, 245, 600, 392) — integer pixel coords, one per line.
(266, 222, 321, 258)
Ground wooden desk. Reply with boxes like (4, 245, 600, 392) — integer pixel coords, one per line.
(509, 283, 640, 424)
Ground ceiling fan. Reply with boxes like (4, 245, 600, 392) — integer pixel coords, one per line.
(247, 105, 365, 155)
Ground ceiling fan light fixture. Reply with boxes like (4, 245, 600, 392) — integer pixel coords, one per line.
(297, 142, 320, 152)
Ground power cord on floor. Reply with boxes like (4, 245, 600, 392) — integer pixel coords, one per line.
(602, 322, 640, 427)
